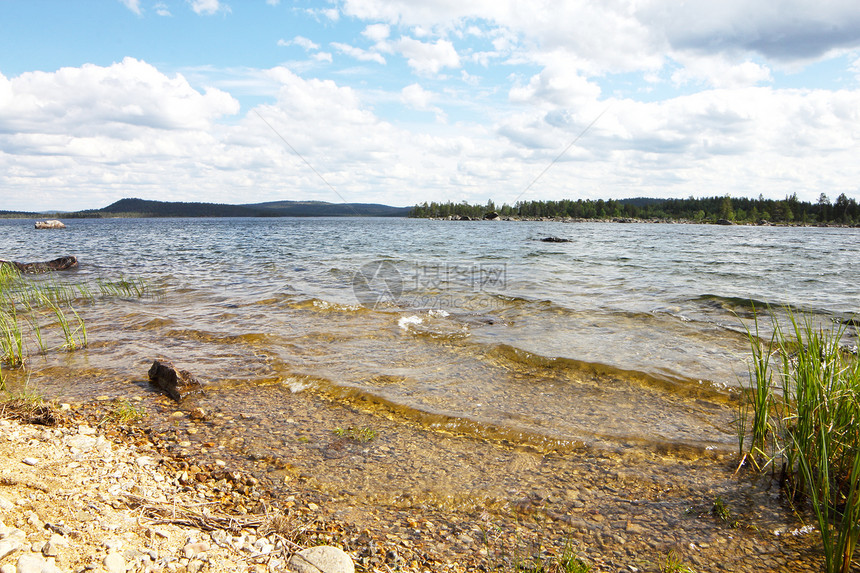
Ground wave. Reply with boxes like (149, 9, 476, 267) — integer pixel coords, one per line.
(303, 374, 734, 456)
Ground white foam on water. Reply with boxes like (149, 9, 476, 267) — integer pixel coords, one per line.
(398, 315, 423, 330)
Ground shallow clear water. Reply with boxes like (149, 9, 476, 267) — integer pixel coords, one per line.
(2, 217, 858, 452)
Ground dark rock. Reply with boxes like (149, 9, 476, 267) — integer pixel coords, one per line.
(483, 211, 500, 220)
(35, 220, 66, 229)
(539, 236, 572, 243)
(148, 359, 204, 401)
(0, 256, 78, 273)
(715, 219, 734, 225)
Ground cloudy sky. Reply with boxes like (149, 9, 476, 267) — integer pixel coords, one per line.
(1, 1, 860, 211)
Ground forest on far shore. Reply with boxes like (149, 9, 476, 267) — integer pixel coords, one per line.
(410, 193, 860, 225)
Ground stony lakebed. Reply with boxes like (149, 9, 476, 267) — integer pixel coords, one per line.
(0, 383, 829, 573)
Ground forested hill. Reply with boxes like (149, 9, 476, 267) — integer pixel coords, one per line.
(57, 198, 412, 218)
(411, 194, 860, 225)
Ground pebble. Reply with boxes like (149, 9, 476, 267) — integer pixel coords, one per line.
(289, 546, 355, 573)
(78, 425, 97, 435)
(15, 554, 62, 573)
(21, 458, 38, 467)
(66, 434, 97, 452)
(183, 541, 210, 558)
(104, 552, 127, 573)
(0, 540, 21, 560)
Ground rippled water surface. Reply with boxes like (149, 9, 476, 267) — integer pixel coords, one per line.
(2, 217, 858, 453)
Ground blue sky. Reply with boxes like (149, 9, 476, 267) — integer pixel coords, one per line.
(1, 0, 860, 211)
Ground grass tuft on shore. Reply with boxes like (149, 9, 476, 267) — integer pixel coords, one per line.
(738, 309, 860, 573)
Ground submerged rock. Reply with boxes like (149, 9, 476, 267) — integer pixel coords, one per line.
(0, 255, 78, 273)
(148, 359, 204, 402)
(35, 220, 66, 229)
(539, 236, 572, 243)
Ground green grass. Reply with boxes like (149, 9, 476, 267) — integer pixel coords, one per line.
(108, 399, 146, 423)
(509, 538, 591, 573)
(660, 550, 697, 573)
(333, 426, 378, 442)
(0, 263, 148, 386)
(738, 309, 860, 573)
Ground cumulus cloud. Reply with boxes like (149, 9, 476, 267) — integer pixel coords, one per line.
(0, 58, 238, 136)
(331, 42, 386, 65)
(155, 2, 172, 16)
(509, 59, 602, 107)
(188, 0, 228, 16)
(671, 55, 773, 89)
(338, 0, 860, 84)
(119, 0, 142, 15)
(363, 24, 390, 42)
(401, 83, 447, 122)
(279, 36, 319, 51)
(395, 37, 460, 75)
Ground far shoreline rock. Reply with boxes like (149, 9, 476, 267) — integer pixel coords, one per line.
(35, 220, 66, 229)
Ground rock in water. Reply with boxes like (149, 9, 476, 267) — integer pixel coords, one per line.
(148, 360, 204, 401)
(35, 220, 66, 229)
(0, 256, 78, 273)
(289, 546, 355, 573)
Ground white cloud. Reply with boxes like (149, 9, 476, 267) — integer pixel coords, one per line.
(362, 24, 390, 42)
(331, 42, 386, 65)
(155, 2, 172, 16)
(509, 58, 602, 107)
(119, 0, 142, 15)
(0, 59, 238, 137)
(671, 56, 773, 89)
(279, 36, 319, 51)
(2, 39, 860, 212)
(395, 37, 460, 75)
(401, 83, 447, 122)
(188, 0, 229, 16)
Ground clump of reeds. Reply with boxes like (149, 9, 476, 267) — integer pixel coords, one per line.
(738, 310, 860, 573)
(0, 263, 149, 387)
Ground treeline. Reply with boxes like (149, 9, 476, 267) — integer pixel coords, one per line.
(410, 193, 860, 225)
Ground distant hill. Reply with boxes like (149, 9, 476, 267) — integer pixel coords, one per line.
(0, 209, 38, 218)
(244, 200, 412, 217)
(62, 198, 411, 218)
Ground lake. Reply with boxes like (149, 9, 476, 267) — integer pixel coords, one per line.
(2, 217, 857, 455)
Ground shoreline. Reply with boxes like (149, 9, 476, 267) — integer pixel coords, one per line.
(0, 392, 827, 572)
(420, 215, 860, 227)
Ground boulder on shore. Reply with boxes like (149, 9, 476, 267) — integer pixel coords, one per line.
(35, 220, 66, 229)
(148, 359, 204, 402)
(0, 255, 78, 273)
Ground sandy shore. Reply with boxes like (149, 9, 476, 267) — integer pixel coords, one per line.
(0, 395, 829, 573)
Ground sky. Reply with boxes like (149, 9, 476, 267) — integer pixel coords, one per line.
(1, 1, 860, 211)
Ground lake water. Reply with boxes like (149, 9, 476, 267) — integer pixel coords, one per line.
(1, 217, 858, 455)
